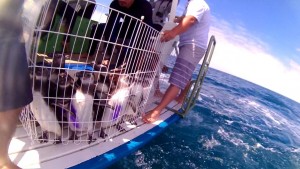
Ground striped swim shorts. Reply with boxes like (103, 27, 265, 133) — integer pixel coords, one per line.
(169, 44, 206, 89)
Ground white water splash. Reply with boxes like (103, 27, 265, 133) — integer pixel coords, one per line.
(198, 135, 221, 149)
(225, 120, 234, 125)
(217, 127, 250, 150)
(261, 109, 281, 125)
(253, 143, 277, 153)
(236, 97, 286, 127)
(291, 148, 300, 153)
(179, 112, 204, 127)
(134, 150, 147, 167)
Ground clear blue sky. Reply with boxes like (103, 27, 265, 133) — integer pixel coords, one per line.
(206, 0, 300, 64)
(203, 0, 300, 103)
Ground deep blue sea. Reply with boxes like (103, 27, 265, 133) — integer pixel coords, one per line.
(109, 65, 300, 169)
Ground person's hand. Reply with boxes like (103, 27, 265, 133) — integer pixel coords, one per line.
(160, 30, 176, 42)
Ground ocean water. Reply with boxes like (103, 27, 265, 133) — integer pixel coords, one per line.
(108, 66, 300, 169)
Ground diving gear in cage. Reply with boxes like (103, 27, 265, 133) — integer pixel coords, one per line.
(20, 0, 165, 144)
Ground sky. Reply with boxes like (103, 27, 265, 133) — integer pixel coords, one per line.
(205, 0, 300, 104)
(95, 0, 300, 103)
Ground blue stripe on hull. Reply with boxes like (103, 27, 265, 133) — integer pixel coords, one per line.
(68, 114, 180, 169)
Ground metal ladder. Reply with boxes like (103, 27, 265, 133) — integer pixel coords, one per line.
(174, 35, 217, 117)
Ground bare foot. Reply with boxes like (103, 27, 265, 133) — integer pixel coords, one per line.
(142, 109, 161, 123)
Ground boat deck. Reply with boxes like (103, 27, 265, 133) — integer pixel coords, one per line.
(9, 95, 181, 168)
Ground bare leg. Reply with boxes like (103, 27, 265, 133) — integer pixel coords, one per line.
(142, 84, 180, 123)
(175, 81, 191, 104)
(0, 107, 22, 169)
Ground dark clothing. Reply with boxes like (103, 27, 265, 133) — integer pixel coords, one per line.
(89, 0, 154, 60)
(77, 3, 95, 19)
(89, 23, 106, 56)
(0, 0, 33, 112)
(152, 24, 163, 31)
(105, 0, 153, 40)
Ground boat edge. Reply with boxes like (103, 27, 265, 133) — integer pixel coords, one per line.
(68, 113, 181, 169)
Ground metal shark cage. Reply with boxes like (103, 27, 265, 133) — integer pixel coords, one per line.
(20, 0, 164, 144)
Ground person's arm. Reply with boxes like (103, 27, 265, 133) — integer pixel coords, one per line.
(160, 15, 197, 42)
(161, 0, 208, 42)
